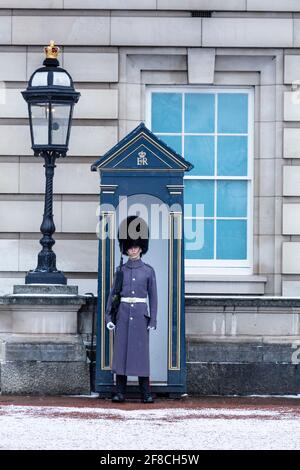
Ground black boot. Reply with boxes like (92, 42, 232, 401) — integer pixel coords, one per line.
(138, 376, 154, 403)
(112, 375, 127, 403)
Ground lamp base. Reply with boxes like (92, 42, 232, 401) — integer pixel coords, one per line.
(25, 270, 67, 285)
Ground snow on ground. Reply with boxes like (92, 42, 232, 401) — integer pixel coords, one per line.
(1, 404, 300, 450)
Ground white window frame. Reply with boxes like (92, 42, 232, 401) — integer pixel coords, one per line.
(146, 86, 254, 276)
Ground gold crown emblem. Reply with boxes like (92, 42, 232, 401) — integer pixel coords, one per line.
(44, 40, 60, 60)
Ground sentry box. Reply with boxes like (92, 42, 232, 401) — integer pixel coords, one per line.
(91, 123, 193, 398)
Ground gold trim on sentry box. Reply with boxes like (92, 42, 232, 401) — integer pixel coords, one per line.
(100, 211, 115, 371)
(168, 211, 182, 371)
(168, 212, 182, 370)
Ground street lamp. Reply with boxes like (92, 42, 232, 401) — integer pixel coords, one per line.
(21, 41, 80, 284)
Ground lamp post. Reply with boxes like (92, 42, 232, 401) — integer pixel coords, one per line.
(21, 41, 80, 284)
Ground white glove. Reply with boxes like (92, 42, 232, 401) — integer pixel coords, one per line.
(107, 321, 115, 330)
(147, 326, 155, 330)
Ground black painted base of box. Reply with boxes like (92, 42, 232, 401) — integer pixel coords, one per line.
(186, 342, 300, 395)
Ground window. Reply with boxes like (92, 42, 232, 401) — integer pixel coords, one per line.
(147, 88, 253, 274)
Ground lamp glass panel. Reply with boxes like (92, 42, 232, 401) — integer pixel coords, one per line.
(31, 72, 48, 87)
(50, 103, 72, 146)
(30, 103, 50, 145)
(53, 72, 71, 87)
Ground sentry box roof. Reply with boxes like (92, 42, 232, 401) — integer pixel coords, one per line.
(91, 123, 193, 173)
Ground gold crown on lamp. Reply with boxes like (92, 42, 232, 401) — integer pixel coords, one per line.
(44, 40, 60, 59)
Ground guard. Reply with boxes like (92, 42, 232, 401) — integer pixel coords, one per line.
(105, 215, 158, 403)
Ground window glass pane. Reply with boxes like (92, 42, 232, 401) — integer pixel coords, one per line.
(217, 220, 247, 259)
(150, 89, 251, 265)
(185, 136, 214, 176)
(217, 181, 247, 217)
(51, 103, 71, 146)
(184, 180, 214, 217)
(185, 219, 214, 259)
(151, 93, 182, 133)
(217, 136, 248, 176)
(184, 93, 215, 133)
(218, 93, 248, 134)
(31, 103, 49, 145)
(158, 135, 182, 155)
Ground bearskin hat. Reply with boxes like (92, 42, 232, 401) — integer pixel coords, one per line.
(117, 215, 149, 256)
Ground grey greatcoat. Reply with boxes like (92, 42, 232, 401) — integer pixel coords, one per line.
(105, 257, 158, 377)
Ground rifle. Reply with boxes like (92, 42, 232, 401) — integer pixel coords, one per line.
(110, 255, 124, 325)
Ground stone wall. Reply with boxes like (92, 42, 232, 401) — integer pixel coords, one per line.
(186, 297, 300, 395)
(1, 293, 300, 395)
(0, 4, 300, 297)
(79, 295, 300, 395)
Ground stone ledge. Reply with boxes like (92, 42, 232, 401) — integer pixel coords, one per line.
(187, 341, 298, 364)
(185, 296, 300, 308)
(0, 294, 87, 334)
(13, 284, 78, 295)
(187, 335, 300, 344)
(0, 333, 86, 362)
(0, 294, 87, 305)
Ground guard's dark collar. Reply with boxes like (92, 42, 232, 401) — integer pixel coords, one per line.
(125, 258, 144, 269)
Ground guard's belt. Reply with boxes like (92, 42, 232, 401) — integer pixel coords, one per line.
(120, 297, 147, 303)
